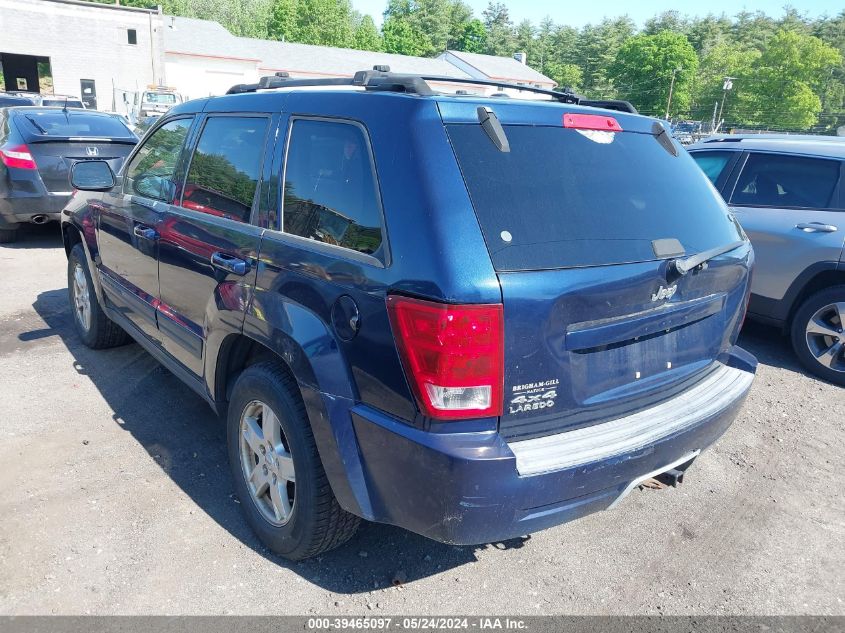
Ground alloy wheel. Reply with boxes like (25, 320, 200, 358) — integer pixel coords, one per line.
(72, 263, 92, 332)
(239, 400, 296, 526)
(804, 302, 845, 374)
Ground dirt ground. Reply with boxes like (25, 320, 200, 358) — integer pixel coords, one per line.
(0, 224, 842, 615)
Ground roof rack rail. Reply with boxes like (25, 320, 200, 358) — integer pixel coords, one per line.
(225, 66, 639, 114)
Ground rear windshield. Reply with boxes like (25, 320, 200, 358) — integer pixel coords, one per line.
(42, 99, 83, 108)
(18, 110, 133, 139)
(447, 124, 743, 271)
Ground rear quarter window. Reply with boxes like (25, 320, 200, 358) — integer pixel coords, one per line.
(691, 150, 734, 185)
(447, 124, 743, 271)
(281, 118, 384, 259)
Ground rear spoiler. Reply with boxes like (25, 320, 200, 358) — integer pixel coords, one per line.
(26, 136, 137, 144)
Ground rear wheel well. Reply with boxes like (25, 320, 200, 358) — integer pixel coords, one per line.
(216, 335, 296, 405)
(62, 223, 82, 258)
(788, 270, 845, 324)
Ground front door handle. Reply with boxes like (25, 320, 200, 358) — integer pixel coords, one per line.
(133, 225, 158, 240)
(211, 252, 250, 276)
(796, 222, 837, 233)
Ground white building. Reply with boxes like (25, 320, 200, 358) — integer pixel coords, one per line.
(0, 0, 556, 111)
(0, 0, 164, 110)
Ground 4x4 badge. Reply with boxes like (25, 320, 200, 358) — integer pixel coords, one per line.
(652, 284, 677, 302)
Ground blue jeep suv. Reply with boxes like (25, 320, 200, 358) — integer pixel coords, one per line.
(61, 69, 757, 560)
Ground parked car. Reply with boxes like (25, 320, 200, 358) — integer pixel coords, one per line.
(0, 106, 138, 242)
(672, 120, 703, 145)
(11, 93, 86, 109)
(61, 70, 756, 560)
(0, 93, 36, 107)
(689, 135, 845, 385)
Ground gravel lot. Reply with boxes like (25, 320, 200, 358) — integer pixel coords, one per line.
(0, 224, 843, 616)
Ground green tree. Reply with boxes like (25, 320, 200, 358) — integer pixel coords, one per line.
(413, 0, 452, 55)
(446, 0, 474, 49)
(732, 11, 777, 51)
(267, 0, 298, 41)
(297, 0, 354, 47)
(609, 30, 698, 116)
(514, 19, 535, 63)
(482, 2, 515, 56)
(544, 61, 582, 91)
(455, 19, 487, 53)
(643, 10, 689, 36)
(576, 17, 636, 97)
(686, 14, 732, 53)
(734, 29, 842, 129)
(382, 15, 429, 56)
(162, 0, 272, 38)
(352, 14, 382, 51)
(813, 10, 845, 131)
(689, 41, 759, 123)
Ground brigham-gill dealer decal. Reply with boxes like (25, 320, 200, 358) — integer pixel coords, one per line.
(509, 379, 559, 414)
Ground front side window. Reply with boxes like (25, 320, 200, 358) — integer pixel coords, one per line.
(124, 118, 192, 202)
(282, 118, 383, 257)
(730, 153, 840, 209)
(691, 150, 733, 185)
(180, 116, 269, 223)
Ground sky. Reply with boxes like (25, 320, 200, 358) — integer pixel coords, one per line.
(356, 0, 844, 28)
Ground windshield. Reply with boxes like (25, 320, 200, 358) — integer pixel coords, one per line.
(143, 92, 177, 104)
(447, 124, 743, 271)
(18, 110, 134, 138)
(42, 99, 84, 108)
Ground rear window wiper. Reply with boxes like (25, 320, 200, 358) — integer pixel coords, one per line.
(672, 240, 746, 275)
(25, 115, 48, 134)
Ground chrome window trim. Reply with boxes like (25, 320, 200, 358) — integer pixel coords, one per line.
(508, 363, 754, 477)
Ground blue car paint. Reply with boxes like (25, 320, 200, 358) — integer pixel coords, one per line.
(62, 88, 757, 545)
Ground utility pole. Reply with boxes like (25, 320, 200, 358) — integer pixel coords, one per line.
(711, 101, 718, 132)
(716, 77, 734, 132)
(665, 67, 682, 120)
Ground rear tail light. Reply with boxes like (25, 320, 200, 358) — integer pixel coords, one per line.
(0, 143, 37, 170)
(387, 295, 504, 421)
(563, 113, 622, 132)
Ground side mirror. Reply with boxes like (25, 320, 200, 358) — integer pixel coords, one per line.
(71, 160, 115, 191)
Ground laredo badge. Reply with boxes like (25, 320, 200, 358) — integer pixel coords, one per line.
(509, 379, 559, 414)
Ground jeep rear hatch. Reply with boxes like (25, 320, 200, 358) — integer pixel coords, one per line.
(444, 106, 750, 441)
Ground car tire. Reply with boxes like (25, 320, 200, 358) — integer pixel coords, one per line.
(227, 361, 360, 560)
(790, 285, 845, 386)
(0, 228, 18, 243)
(68, 243, 130, 349)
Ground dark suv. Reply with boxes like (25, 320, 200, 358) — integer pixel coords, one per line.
(62, 70, 757, 560)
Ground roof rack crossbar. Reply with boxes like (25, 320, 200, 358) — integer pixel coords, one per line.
(225, 69, 638, 113)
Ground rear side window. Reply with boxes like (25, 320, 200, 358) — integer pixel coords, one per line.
(180, 116, 269, 223)
(447, 124, 743, 271)
(125, 118, 192, 202)
(692, 151, 733, 184)
(17, 110, 132, 138)
(730, 153, 840, 210)
(282, 118, 383, 257)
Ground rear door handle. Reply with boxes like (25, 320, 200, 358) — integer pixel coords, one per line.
(133, 225, 158, 240)
(211, 252, 250, 276)
(796, 222, 837, 233)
